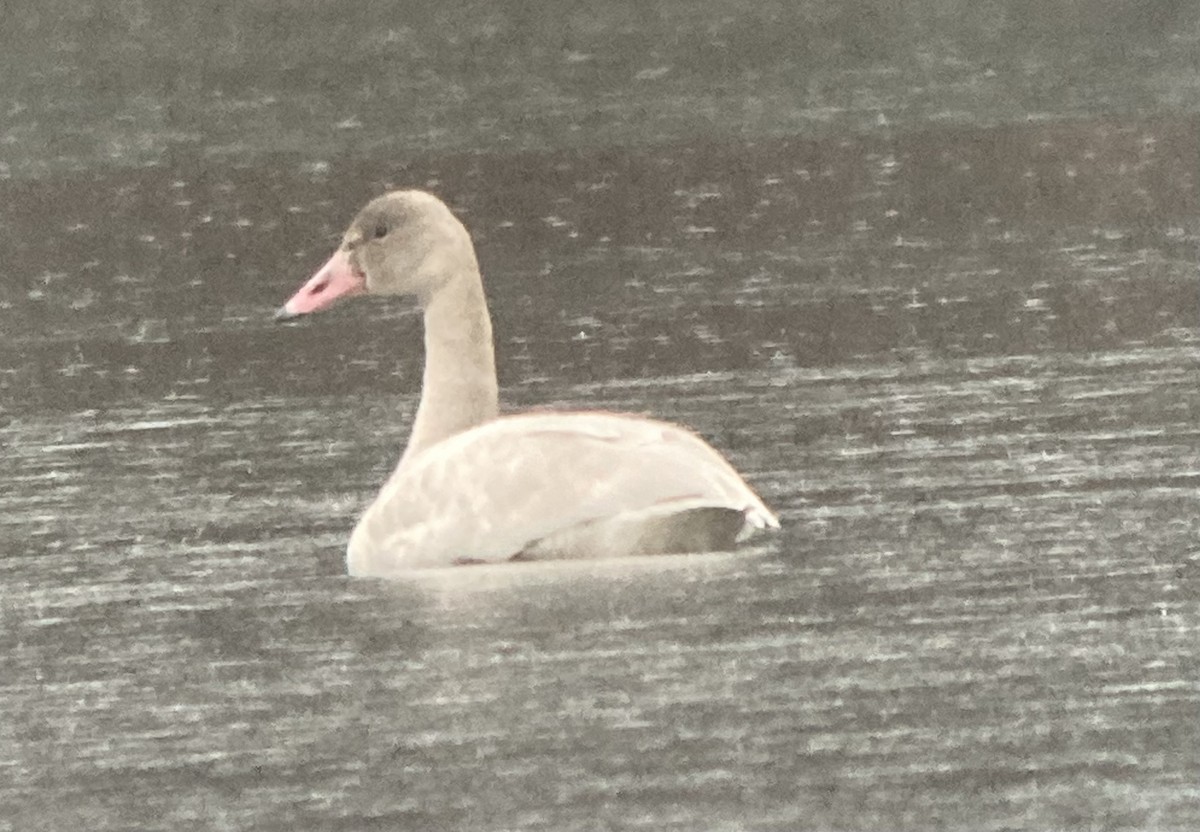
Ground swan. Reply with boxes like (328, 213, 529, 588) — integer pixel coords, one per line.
(276, 190, 778, 574)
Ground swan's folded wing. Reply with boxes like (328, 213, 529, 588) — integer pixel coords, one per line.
(347, 412, 777, 572)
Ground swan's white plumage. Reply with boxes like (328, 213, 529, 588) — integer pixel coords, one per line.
(278, 190, 779, 574)
(347, 411, 779, 573)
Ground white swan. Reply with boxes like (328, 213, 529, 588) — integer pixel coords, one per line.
(277, 190, 778, 574)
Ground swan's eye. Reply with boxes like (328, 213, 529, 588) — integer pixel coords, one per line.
(373, 221, 389, 239)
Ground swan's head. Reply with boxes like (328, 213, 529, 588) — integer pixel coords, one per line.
(276, 190, 474, 319)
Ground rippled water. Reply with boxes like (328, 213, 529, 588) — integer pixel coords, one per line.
(3, 4, 1200, 831)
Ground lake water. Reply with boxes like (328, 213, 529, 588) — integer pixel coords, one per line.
(2, 3, 1199, 830)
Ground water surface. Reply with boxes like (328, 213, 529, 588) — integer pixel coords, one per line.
(2, 4, 1199, 830)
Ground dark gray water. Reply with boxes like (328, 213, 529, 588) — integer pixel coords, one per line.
(3, 3, 1200, 830)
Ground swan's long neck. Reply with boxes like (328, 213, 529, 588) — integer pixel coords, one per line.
(399, 253, 498, 469)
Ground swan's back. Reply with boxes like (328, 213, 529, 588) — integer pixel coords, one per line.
(347, 411, 778, 574)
